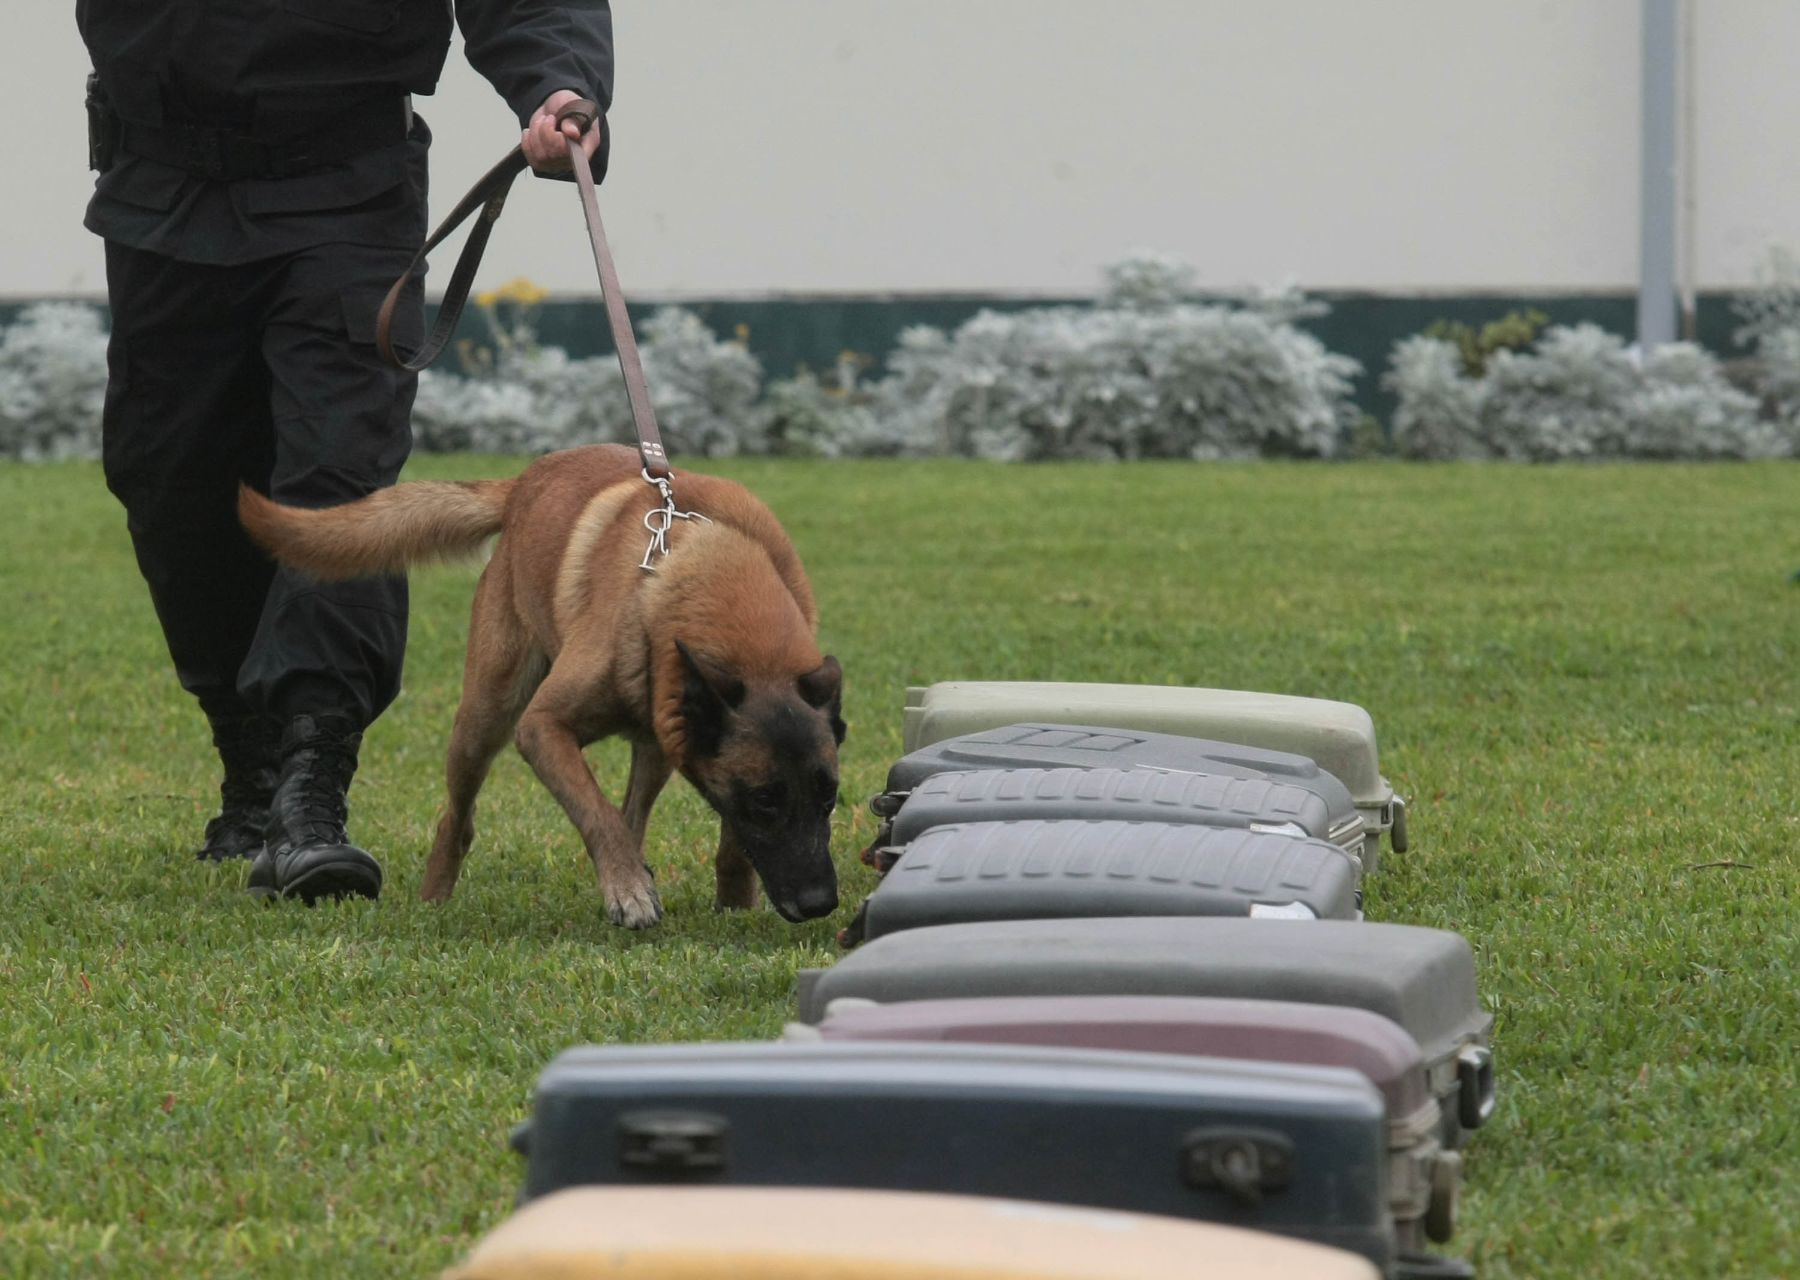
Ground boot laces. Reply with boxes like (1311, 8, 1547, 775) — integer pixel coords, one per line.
(280, 741, 357, 846)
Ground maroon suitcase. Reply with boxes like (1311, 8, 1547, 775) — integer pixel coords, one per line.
(790, 994, 1462, 1257)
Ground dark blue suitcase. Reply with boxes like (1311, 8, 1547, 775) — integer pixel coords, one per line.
(511, 1040, 1396, 1272)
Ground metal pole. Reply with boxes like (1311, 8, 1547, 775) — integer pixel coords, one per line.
(1678, 0, 1697, 340)
(1639, 0, 1679, 349)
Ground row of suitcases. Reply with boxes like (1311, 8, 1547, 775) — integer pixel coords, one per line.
(452, 683, 1489, 1280)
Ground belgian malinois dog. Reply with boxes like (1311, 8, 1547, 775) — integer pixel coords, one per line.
(238, 443, 843, 928)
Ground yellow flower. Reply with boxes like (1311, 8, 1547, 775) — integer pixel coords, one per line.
(474, 289, 499, 309)
(494, 276, 548, 306)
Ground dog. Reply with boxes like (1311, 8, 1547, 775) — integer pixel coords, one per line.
(238, 443, 844, 928)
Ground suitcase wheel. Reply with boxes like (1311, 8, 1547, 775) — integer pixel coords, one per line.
(1396, 1252, 1475, 1280)
(1426, 1149, 1462, 1244)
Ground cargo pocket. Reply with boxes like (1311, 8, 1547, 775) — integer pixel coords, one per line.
(280, 0, 399, 33)
(342, 285, 422, 363)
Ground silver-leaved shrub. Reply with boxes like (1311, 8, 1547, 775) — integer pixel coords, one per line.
(1730, 251, 1800, 446)
(856, 255, 1361, 461)
(1387, 323, 1780, 461)
(1384, 335, 1486, 461)
(0, 303, 110, 461)
(414, 305, 766, 457)
(762, 355, 907, 458)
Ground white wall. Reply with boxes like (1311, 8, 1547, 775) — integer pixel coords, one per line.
(6, 1, 1800, 299)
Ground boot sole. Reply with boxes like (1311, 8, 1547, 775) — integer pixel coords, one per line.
(280, 860, 383, 905)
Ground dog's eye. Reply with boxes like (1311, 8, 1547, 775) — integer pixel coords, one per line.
(749, 784, 785, 815)
(816, 773, 840, 812)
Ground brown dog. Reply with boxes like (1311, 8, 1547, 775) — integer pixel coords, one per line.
(238, 443, 844, 928)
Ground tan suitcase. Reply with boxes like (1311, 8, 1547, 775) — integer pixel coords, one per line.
(444, 1185, 1383, 1280)
(901, 681, 1406, 873)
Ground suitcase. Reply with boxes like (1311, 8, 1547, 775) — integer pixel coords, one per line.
(859, 820, 1363, 940)
(795, 918, 1495, 1149)
(790, 995, 1461, 1256)
(901, 683, 1406, 873)
(887, 768, 1361, 869)
(510, 1040, 1396, 1272)
(445, 1186, 1384, 1280)
(864, 721, 1367, 870)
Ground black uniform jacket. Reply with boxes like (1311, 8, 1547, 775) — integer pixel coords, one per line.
(78, 0, 614, 263)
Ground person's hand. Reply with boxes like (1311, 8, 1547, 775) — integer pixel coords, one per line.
(523, 88, 603, 174)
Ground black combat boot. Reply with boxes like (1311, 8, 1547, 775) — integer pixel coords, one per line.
(247, 713, 382, 903)
(197, 714, 281, 862)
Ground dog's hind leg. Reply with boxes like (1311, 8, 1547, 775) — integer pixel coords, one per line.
(714, 824, 760, 912)
(421, 564, 545, 903)
(515, 654, 662, 929)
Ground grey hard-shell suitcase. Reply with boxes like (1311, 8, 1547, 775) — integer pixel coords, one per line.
(901, 683, 1406, 873)
(860, 820, 1363, 940)
(789, 995, 1462, 1257)
(886, 768, 1360, 869)
(511, 1040, 1396, 1272)
(863, 722, 1366, 870)
(795, 918, 1495, 1149)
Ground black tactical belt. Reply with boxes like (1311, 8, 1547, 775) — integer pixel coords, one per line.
(117, 97, 412, 181)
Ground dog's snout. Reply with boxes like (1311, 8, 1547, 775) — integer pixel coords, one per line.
(791, 882, 838, 920)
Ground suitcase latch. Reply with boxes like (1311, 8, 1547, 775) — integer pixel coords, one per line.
(1180, 1128, 1294, 1205)
(618, 1110, 729, 1175)
(857, 819, 900, 873)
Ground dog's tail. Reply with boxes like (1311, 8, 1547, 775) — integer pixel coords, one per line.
(238, 479, 516, 581)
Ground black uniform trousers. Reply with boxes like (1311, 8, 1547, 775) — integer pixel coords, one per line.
(100, 234, 423, 729)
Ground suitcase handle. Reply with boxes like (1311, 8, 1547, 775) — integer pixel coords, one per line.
(618, 1110, 730, 1176)
(1456, 1045, 1495, 1130)
(1179, 1127, 1294, 1205)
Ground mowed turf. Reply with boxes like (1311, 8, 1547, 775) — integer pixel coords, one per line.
(1, 456, 1795, 1278)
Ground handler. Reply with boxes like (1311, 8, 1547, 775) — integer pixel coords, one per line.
(76, 1, 613, 902)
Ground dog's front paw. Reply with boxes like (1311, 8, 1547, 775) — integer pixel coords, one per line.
(605, 879, 663, 930)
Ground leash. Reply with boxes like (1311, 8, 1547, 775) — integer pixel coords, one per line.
(375, 99, 705, 571)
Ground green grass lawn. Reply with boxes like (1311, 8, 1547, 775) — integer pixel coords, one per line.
(2, 457, 1796, 1278)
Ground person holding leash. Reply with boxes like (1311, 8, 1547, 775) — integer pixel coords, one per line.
(76, 1, 613, 902)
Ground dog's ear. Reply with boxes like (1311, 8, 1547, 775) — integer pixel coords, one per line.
(676, 639, 745, 758)
(798, 655, 846, 745)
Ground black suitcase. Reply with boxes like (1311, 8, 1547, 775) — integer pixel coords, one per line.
(511, 1040, 1396, 1272)
(865, 722, 1366, 869)
(796, 918, 1495, 1149)
(860, 820, 1363, 940)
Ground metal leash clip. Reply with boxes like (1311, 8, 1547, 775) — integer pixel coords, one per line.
(639, 469, 712, 573)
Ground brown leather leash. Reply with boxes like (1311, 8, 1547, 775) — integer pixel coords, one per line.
(375, 99, 679, 504)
